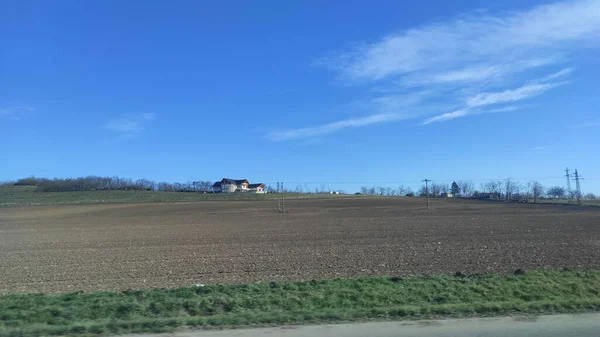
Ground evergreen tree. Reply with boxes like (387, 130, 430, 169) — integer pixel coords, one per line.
(450, 181, 460, 196)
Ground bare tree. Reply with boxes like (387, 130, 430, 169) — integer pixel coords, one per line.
(524, 182, 533, 199)
(417, 184, 428, 197)
(481, 180, 503, 196)
(547, 186, 566, 199)
(359, 186, 369, 195)
(157, 182, 173, 191)
(585, 193, 597, 200)
(479, 182, 487, 193)
(529, 180, 544, 203)
(457, 180, 475, 198)
(504, 178, 522, 202)
(397, 185, 409, 196)
(429, 183, 448, 197)
(304, 184, 311, 194)
(376, 186, 387, 196)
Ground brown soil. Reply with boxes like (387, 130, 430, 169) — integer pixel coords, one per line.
(1, 197, 599, 294)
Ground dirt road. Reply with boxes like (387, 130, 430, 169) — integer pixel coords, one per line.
(119, 314, 600, 337)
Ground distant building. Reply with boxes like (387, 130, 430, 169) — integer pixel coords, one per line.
(248, 183, 265, 193)
(474, 192, 502, 200)
(212, 178, 264, 193)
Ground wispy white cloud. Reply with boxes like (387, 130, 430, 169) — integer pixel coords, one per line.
(421, 105, 523, 125)
(323, 0, 599, 82)
(465, 81, 566, 108)
(422, 109, 470, 125)
(402, 58, 559, 87)
(271, 0, 597, 140)
(140, 112, 156, 120)
(105, 119, 144, 133)
(538, 67, 575, 82)
(530, 145, 550, 150)
(0, 106, 34, 120)
(105, 113, 157, 137)
(485, 106, 522, 113)
(573, 121, 600, 128)
(421, 79, 565, 124)
(267, 91, 445, 141)
(266, 113, 402, 141)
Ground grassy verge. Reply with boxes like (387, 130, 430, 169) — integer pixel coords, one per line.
(0, 186, 341, 207)
(1, 270, 600, 336)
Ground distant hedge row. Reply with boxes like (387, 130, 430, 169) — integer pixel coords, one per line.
(10, 176, 214, 193)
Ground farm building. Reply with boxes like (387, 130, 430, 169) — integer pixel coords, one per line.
(212, 178, 265, 193)
(248, 183, 265, 193)
(474, 192, 502, 200)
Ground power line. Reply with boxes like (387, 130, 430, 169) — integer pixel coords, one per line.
(265, 176, 566, 185)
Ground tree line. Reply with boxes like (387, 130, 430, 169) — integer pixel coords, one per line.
(359, 185, 415, 196)
(360, 179, 597, 202)
(4, 176, 597, 200)
(9, 176, 216, 193)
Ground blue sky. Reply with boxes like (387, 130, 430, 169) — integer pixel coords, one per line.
(1, 0, 599, 193)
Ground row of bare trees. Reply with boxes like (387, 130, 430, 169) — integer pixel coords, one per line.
(5, 176, 597, 199)
(359, 185, 415, 196)
(413, 179, 596, 202)
(9, 176, 215, 193)
(357, 179, 596, 202)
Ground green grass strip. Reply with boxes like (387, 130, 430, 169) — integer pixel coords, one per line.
(0, 185, 338, 207)
(1, 270, 600, 336)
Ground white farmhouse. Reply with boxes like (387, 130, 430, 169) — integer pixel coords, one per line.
(212, 178, 265, 193)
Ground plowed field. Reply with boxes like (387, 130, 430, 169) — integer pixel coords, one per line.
(1, 197, 599, 294)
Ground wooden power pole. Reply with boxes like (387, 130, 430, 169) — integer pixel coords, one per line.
(422, 179, 431, 209)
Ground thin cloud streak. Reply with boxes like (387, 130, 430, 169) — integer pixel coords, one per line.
(538, 67, 575, 82)
(530, 145, 549, 150)
(402, 58, 559, 86)
(0, 106, 35, 120)
(422, 109, 470, 125)
(141, 112, 156, 120)
(267, 113, 402, 141)
(105, 113, 157, 137)
(572, 121, 600, 128)
(422, 105, 522, 125)
(421, 76, 566, 125)
(105, 119, 144, 133)
(465, 81, 567, 108)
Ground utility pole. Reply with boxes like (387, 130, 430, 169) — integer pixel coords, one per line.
(565, 168, 572, 201)
(277, 182, 281, 212)
(573, 170, 583, 205)
(276, 182, 285, 213)
(422, 179, 431, 209)
(281, 182, 285, 213)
